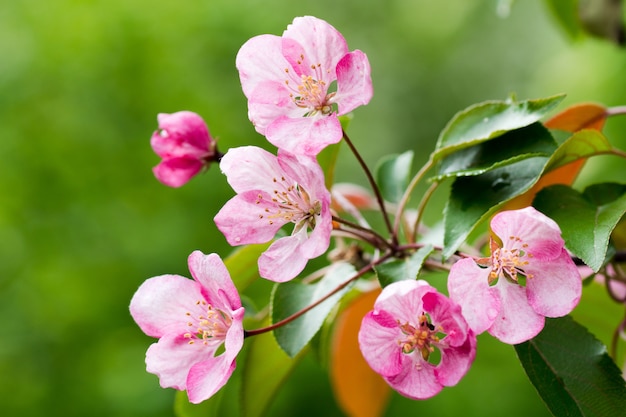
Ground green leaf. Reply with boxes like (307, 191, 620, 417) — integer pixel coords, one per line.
(272, 262, 357, 357)
(224, 243, 270, 292)
(318, 142, 342, 191)
(533, 183, 626, 272)
(434, 122, 557, 180)
(515, 316, 626, 417)
(374, 244, 434, 287)
(174, 390, 223, 417)
(433, 94, 564, 162)
(241, 320, 301, 417)
(442, 129, 614, 259)
(543, 129, 613, 173)
(443, 156, 549, 258)
(375, 150, 414, 203)
(544, 0, 583, 40)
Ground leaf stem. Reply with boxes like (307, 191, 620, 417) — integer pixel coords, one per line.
(332, 215, 393, 250)
(342, 129, 396, 243)
(243, 253, 393, 338)
(393, 156, 435, 239)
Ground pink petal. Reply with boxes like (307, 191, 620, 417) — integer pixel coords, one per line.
(214, 191, 285, 246)
(492, 207, 564, 261)
(145, 333, 216, 390)
(185, 308, 244, 403)
(489, 278, 545, 344)
(219, 146, 285, 193)
(246, 80, 299, 135)
(130, 274, 205, 338)
(187, 251, 242, 311)
(236, 35, 289, 98)
(335, 50, 373, 115)
(152, 112, 212, 158)
(385, 358, 441, 400)
(435, 333, 476, 387)
(421, 291, 469, 347)
(358, 310, 404, 377)
(152, 157, 204, 188)
(447, 259, 500, 335)
(266, 115, 343, 155)
(525, 249, 581, 317)
(283, 16, 348, 80)
(298, 207, 333, 258)
(258, 230, 310, 282)
(186, 355, 236, 404)
(373, 280, 430, 324)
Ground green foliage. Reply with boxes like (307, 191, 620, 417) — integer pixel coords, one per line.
(271, 262, 357, 357)
(533, 183, 626, 271)
(434, 122, 557, 180)
(375, 151, 414, 203)
(443, 156, 549, 258)
(241, 323, 301, 417)
(433, 95, 564, 162)
(515, 316, 626, 417)
(374, 244, 434, 287)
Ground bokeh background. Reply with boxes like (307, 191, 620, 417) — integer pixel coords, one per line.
(2, 0, 626, 416)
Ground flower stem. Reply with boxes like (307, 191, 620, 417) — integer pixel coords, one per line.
(342, 129, 396, 244)
(243, 252, 393, 338)
(393, 156, 435, 240)
(332, 215, 393, 250)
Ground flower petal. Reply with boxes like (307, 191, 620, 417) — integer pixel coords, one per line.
(447, 258, 500, 335)
(258, 230, 310, 282)
(358, 309, 404, 377)
(525, 249, 581, 317)
(236, 35, 289, 99)
(145, 333, 216, 390)
(385, 358, 441, 400)
(185, 307, 245, 403)
(130, 274, 204, 338)
(335, 50, 373, 115)
(214, 191, 285, 246)
(152, 111, 212, 158)
(187, 251, 242, 311)
(435, 335, 476, 387)
(489, 278, 545, 344)
(219, 146, 285, 193)
(152, 157, 204, 188)
(266, 115, 343, 155)
(492, 207, 564, 261)
(283, 16, 348, 79)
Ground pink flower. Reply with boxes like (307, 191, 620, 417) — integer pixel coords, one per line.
(358, 280, 476, 400)
(236, 16, 373, 155)
(129, 251, 244, 403)
(448, 207, 582, 344)
(214, 146, 332, 282)
(151, 111, 218, 187)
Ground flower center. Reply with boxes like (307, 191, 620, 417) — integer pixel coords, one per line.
(397, 313, 444, 362)
(489, 235, 534, 285)
(284, 57, 335, 116)
(184, 300, 232, 346)
(256, 176, 321, 231)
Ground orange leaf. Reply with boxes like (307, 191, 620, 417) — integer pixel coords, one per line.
(544, 102, 607, 132)
(502, 103, 607, 211)
(330, 289, 390, 417)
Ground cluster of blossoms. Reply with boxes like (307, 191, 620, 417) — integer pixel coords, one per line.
(130, 15, 583, 406)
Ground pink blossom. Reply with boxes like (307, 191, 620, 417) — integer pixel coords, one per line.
(236, 16, 373, 155)
(358, 280, 476, 399)
(448, 207, 582, 344)
(151, 111, 218, 187)
(129, 251, 244, 403)
(214, 146, 332, 282)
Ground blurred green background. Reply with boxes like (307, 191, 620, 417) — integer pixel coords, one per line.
(2, 0, 626, 416)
